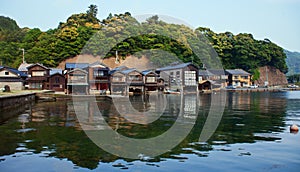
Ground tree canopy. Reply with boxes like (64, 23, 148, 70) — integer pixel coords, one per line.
(0, 5, 288, 75)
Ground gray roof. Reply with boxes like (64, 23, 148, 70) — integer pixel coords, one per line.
(156, 62, 195, 71)
(50, 68, 63, 75)
(65, 63, 89, 69)
(199, 70, 211, 76)
(27, 63, 49, 70)
(109, 66, 129, 75)
(142, 70, 158, 76)
(208, 69, 226, 76)
(121, 68, 140, 75)
(89, 61, 109, 68)
(18, 63, 32, 72)
(225, 69, 250, 75)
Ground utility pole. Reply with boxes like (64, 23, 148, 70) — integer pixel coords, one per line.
(20, 48, 25, 63)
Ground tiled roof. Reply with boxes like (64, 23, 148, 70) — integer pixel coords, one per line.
(0, 66, 27, 77)
(225, 69, 250, 75)
(156, 62, 195, 71)
(27, 63, 50, 70)
(121, 68, 139, 75)
(18, 63, 32, 72)
(109, 66, 129, 75)
(208, 69, 226, 76)
(50, 68, 63, 75)
(65, 63, 89, 69)
(89, 61, 109, 68)
(142, 70, 157, 76)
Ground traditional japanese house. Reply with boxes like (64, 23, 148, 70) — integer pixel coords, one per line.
(156, 62, 199, 93)
(0, 66, 27, 90)
(88, 62, 110, 93)
(27, 63, 50, 90)
(110, 70, 127, 95)
(225, 69, 251, 87)
(123, 68, 144, 94)
(48, 69, 65, 92)
(66, 68, 89, 94)
(142, 70, 158, 92)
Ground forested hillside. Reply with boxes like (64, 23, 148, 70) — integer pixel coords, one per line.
(0, 5, 288, 76)
(285, 50, 300, 75)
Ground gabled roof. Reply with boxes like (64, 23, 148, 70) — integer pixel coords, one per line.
(67, 68, 88, 74)
(50, 68, 63, 75)
(208, 69, 226, 76)
(0, 66, 27, 77)
(156, 62, 197, 71)
(89, 61, 109, 69)
(50, 73, 65, 77)
(225, 69, 250, 75)
(27, 63, 50, 70)
(109, 66, 129, 75)
(121, 68, 140, 75)
(142, 70, 158, 76)
(65, 63, 89, 69)
(18, 63, 32, 72)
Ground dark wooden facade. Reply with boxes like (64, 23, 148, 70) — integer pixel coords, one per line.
(27, 63, 50, 90)
(142, 70, 158, 92)
(48, 73, 65, 92)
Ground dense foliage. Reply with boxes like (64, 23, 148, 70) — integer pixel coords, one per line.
(285, 50, 300, 75)
(197, 27, 288, 74)
(0, 5, 288, 75)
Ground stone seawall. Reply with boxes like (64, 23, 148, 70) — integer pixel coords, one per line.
(0, 93, 36, 110)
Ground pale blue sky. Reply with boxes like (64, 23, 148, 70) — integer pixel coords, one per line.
(1, 0, 299, 52)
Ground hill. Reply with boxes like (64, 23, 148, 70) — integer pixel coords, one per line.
(0, 5, 288, 77)
(285, 50, 300, 75)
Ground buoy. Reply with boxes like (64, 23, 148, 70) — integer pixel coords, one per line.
(290, 124, 299, 133)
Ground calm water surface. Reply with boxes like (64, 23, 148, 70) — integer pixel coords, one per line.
(0, 91, 299, 171)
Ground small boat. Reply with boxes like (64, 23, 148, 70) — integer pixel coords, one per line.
(164, 89, 180, 94)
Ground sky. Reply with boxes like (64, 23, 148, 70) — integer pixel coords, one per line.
(1, 0, 299, 52)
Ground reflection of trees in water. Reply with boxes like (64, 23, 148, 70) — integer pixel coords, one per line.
(0, 92, 289, 169)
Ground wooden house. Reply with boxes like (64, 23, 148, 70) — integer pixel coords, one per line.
(123, 68, 144, 94)
(142, 70, 158, 92)
(88, 62, 110, 93)
(225, 69, 251, 87)
(48, 69, 65, 92)
(0, 66, 27, 90)
(66, 68, 89, 94)
(110, 67, 144, 95)
(110, 70, 127, 95)
(27, 63, 50, 90)
(156, 62, 198, 93)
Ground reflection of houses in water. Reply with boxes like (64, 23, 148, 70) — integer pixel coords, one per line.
(227, 92, 251, 110)
(165, 94, 198, 120)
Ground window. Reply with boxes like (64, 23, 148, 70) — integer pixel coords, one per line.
(129, 75, 140, 81)
(5, 71, 9, 75)
(32, 71, 44, 76)
(94, 70, 104, 77)
(146, 77, 156, 83)
(170, 72, 174, 76)
(234, 75, 239, 79)
(55, 77, 60, 83)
